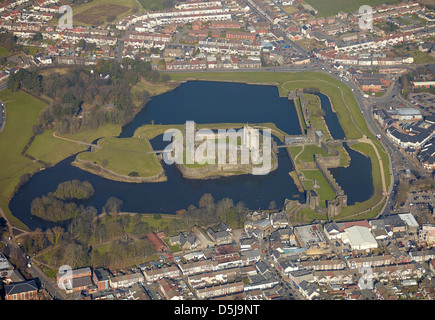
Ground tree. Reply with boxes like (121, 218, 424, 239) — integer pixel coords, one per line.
(52, 226, 65, 245)
(95, 224, 107, 243)
(199, 193, 215, 210)
(268, 200, 277, 211)
(216, 198, 234, 221)
(32, 32, 43, 42)
(53, 180, 94, 200)
(0, 218, 8, 238)
(103, 197, 123, 216)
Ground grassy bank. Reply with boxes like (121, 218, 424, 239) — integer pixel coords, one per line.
(75, 137, 164, 180)
(0, 89, 47, 230)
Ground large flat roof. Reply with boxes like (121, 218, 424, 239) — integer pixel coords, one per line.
(344, 226, 378, 249)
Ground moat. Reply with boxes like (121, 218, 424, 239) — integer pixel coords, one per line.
(9, 81, 374, 230)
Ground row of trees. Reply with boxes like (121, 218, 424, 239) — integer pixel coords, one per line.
(181, 193, 250, 230)
(7, 69, 42, 95)
(23, 190, 258, 270)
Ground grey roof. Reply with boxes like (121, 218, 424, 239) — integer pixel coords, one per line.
(5, 279, 38, 295)
(324, 222, 340, 233)
(94, 268, 110, 282)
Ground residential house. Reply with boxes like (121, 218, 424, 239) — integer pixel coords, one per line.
(169, 232, 197, 250)
(158, 278, 183, 300)
(142, 265, 181, 282)
(196, 281, 244, 299)
(92, 268, 110, 291)
(301, 258, 346, 271)
(409, 249, 435, 262)
(109, 272, 144, 289)
(298, 281, 320, 300)
(4, 279, 39, 300)
(207, 227, 232, 245)
(177, 259, 215, 276)
(147, 232, 167, 252)
(346, 254, 395, 269)
(239, 237, 260, 251)
(312, 269, 353, 285)
(187, 267, 242, 289)
(57, 267, 93, 294)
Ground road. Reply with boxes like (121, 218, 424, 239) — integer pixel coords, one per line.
(1, 236, 67, 300)
(0, 81, 6, 134)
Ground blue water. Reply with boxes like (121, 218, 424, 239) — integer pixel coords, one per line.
(9, 81, 373, 230)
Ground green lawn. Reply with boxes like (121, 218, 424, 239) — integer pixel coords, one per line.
(72, 0, 143, 26)
(76, 137, 164, 179)
(302, 169, 336, 207)
(137, 0, 165, 11)
(302, 0, 400, 17)
(303, 93, 332, 140)
(0, 46, 11, 57)
(294, 98, 307, 133)
(296, 145, 333, 163)
(0, 89, 47, 230)
(410, 50, 435, 64)
(27, 124, 122, 166)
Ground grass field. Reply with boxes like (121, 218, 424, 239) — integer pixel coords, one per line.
(76, 137, 164, 179)
(136, 0, 166, 11)
(303, 93, 332, 140)
(72, 0, 143, 26)
(0, 89, 47, 230)
(301, 169, 336, 208)
(27, 124, 122, 166)
(0, 46, 11, 57)
(410, 50, 435, 64)
(302, 0, 400, 17)
(296, 145, 333, 163)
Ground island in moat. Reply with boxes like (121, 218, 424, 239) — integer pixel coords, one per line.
(73, 122, 279, 182)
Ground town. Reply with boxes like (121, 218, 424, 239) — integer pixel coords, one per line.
(1, 0, 435, 303)
(1, 199, 435, 301)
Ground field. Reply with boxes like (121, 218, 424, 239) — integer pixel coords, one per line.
(26, 124, 122, 166)
(136, 0, 166, 11)
(0, 46, 11, 57)
(302, 0, 400, 17)
(410, 50, 435, 64)
(76, 137, 164, 180)
(0, 89, 47, 230)
(72, 0, 143, 26)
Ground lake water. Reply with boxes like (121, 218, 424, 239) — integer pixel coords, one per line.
(9, 81, 373, 230)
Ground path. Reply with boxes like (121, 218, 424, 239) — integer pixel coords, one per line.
(52, 132, 101, 149)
